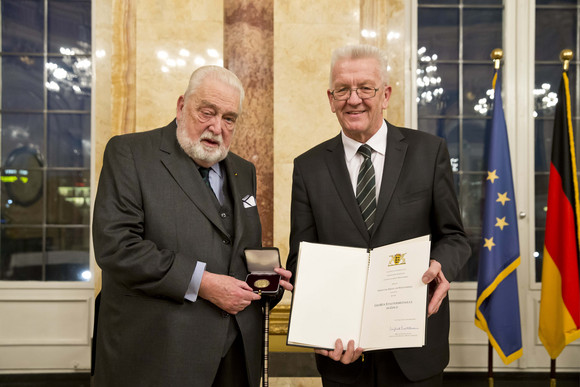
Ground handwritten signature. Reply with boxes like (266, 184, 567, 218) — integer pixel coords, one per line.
(389, 325, 419, 332)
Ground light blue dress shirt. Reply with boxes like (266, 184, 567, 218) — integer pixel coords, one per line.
(185, 163, 224, 302)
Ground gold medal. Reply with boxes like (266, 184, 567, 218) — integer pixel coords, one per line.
(254, 279, 270, 289)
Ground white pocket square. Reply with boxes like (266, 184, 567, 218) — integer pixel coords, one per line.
(242, 195, 256, 208)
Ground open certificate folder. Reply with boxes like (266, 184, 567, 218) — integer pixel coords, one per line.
(287, 235, 431, 351)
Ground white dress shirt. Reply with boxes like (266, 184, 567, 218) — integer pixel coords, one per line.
(341, 120, 388, 201)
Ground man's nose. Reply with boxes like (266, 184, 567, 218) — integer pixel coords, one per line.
(347, 89, 362, 104)
(208, 116, 223, 134)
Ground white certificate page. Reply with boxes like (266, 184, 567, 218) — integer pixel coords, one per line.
(359, 236, 430, 350)
(287, 242, 369, 349)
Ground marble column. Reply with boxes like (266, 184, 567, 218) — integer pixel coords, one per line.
(224, 0, 274, 246)
(111, 0, 137, 137)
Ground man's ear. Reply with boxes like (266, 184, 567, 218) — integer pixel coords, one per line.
(382, 85, 392, 109)
(176, 95, 185, 120)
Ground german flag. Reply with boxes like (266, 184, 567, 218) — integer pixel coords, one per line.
(538, 70, 580, 359)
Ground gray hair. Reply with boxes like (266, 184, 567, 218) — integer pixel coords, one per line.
(184, 65, 245, 112)
(329, 44, 389, 88)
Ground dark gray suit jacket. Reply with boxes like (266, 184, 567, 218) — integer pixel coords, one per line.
(287, 121, 470, 382)
(92, 120, 264, 386)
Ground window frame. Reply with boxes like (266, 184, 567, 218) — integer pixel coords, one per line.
(0, 0, 93, 286)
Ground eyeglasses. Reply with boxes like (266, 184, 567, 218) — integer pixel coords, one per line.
(330, 87, 379, 101)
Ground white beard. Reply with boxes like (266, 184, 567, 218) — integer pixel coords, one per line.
(176, 125, 229, 166)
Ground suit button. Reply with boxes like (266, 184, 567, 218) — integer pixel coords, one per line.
(222, 312, 229, 318)
(220, 213, 227, 218)
(222, 239, 230, 245)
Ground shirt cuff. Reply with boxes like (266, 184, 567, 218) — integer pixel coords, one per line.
(184, 261, 206, 302)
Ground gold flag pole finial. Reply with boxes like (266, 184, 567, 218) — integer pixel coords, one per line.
(560, 49, 573, 71)
(491, 48, 503, 70)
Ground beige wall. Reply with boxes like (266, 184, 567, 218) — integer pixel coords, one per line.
(93, 0, 408, 301)
(94, 0, 226, 176)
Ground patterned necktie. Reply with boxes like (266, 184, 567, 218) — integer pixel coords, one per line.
(356, 144, 376, 232)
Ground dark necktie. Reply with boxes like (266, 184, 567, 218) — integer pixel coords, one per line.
(198, 167, 214, 193)
(356, 144, 376, 232)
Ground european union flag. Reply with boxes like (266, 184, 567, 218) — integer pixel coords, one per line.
(475, 69, 523, 364)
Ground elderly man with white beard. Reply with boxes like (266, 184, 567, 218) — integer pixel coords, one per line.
(92, 65, 293, 387)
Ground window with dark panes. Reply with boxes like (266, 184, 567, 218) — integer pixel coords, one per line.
(0, 0, 91, 281)
(534, 0, 579, 282)
(417, 0, 503, 281)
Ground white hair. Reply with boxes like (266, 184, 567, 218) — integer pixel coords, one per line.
(329, 44, 389, 87)
(184, 65, 245, 112)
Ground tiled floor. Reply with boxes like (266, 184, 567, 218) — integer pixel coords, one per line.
(0, 352, 579, 387)
(0, 373, 579, 386)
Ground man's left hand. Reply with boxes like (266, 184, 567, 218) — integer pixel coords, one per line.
(315, 339, 363, 365)
(422, 259, 450, 317)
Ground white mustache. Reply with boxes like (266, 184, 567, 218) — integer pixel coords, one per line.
(200, 132, 223, 146)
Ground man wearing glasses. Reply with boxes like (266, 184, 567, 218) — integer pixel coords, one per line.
(287, 44, 470, 386)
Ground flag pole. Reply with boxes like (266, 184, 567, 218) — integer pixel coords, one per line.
(486, 47, 503, 387)
(488, 341, 494, 387)
(491, 48, 502, 70)
(561, 48, 572, 71)
(491, 48, 502, 89)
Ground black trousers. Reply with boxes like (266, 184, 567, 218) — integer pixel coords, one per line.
(319, 351, 443, 387)
(212, 335, 250, 387)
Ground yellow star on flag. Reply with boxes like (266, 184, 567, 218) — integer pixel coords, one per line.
(487, 170, 499, 183)
(495, 217, 509, 230)
(483, 237, 495, 251)
(496, 192, 511, 206)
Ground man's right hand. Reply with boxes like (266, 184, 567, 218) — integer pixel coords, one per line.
(198, 271, 261, 314)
